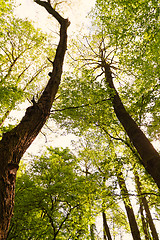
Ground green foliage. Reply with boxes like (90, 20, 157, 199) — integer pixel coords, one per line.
(95, 0, 159, 72)
(8, 144, 133, 239)
(52, 68, 120, 136)
(8, 148, 92, 239)
(4, 0, 160, 238)
(51, 0, 160, 146)
(94, 0, 160, 136)
(0, 0, 55, 128)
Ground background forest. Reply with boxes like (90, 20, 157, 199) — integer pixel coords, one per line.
(0, 0, 160, 239)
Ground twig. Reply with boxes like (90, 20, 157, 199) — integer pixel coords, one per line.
(51, 99, 111, 113)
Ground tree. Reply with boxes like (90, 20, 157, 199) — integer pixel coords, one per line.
(1, 0, 160, 238)
(75, 130, 160, 239)
(134, 171, 159, 240)
(52, 0, 160, 188)
(101, 54, 160, 189)
(0, 0, 70, 238)
(76, 135, 132, 238)
(94, 0, 160, 188)
(102, 211, 112, 240)
(116, 167, 141, 240)
(7, 148, 90, 239)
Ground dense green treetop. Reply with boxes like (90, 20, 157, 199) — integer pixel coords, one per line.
(94, 0, 160, 135)
(8, 147, 98, 239)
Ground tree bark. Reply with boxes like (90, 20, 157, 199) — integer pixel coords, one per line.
(134, 173, 159, 240)
(102, 60, 160, 189)
(0, 1, 70, 238)
(102, 211, 112, 240)
(117, 170, 141, 240)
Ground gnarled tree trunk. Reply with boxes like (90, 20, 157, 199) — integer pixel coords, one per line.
(0, 1, 70, 238)
(102, 59, 160, 189)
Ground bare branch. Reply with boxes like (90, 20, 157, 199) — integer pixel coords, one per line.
(51, 99, 111, 113)
(34, 0, 70, 26)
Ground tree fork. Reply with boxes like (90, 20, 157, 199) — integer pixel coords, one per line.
(0, 1, 70, 238)
(102, 60, 160, 189)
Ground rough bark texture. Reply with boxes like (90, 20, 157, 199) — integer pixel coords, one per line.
(117, 170, 141, 240)
(102, 211, 112, 240)
(0, 1, 70, 239)
(135, 173, 159, 240)
(103, 60, 160, 189)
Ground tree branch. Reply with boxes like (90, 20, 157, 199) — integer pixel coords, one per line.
(51, 99, 111, 113)
(34, 0, 70, 26)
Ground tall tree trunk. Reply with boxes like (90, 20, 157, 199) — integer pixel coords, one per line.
(139, 199, 150, 240)
(101, 176, 112, 240)
(0, 1, 70, 239)
(117, 170, 141, 240)
(104, 233, 107, 240)
(90, 224, 95, 240)
(84, 166, 96, 240)
(134, 172, 159, 240)
(102, 59, 160, 189)
(102, 211, 112, 240)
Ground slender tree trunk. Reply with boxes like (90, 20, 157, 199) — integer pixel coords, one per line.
(90, 224, 95, 240)
(104, 233, 107, 240)
(134, 172, 159, 240)
(134, 171, 151, 240)
(102, 211, 112, 240)
(117, 170, 141, 240)
(139, 199, 151, 240)
(102, 59, 160, 189)
(0, 1, 70, 238)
